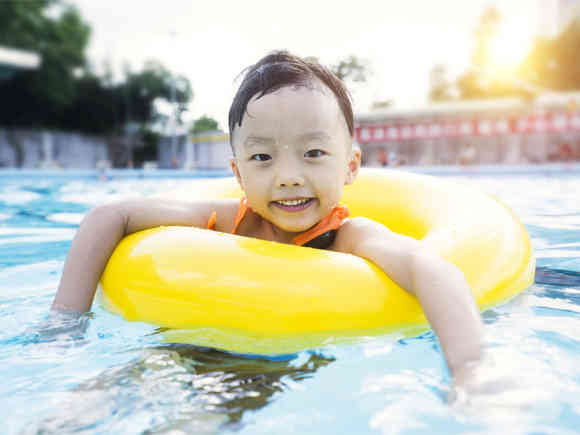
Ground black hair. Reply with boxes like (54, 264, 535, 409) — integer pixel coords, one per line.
(228, 51, 354, 146)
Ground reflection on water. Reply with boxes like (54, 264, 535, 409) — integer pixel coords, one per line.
(2, 172, 580, 434)
(27, 344, 334, 434)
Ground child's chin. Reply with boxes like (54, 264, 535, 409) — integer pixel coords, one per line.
(278, 221, 318, 233)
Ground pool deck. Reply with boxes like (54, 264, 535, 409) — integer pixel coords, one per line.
(1, 163, 579, 179)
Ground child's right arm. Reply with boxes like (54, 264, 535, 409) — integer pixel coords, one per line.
(332, 217, 484, 379)
(51, 198, 234, 313)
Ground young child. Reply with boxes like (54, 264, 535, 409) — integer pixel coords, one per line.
(52, 51, 484, 382)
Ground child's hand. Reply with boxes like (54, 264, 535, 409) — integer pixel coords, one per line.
(31, 311, 90, 344)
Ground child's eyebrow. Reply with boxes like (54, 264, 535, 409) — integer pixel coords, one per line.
(298, 132, 331, 142)
(243, 132, 331, 147)
(244, 136, 274, 146)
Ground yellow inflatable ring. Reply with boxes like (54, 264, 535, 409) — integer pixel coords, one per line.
(100, 169, 534, 355)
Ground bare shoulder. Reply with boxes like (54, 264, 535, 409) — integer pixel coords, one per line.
(166, 198, 240, 230)
(332, 216, 421, 254)
(331, 217, 383, 253)
(204, 199, 241, 232)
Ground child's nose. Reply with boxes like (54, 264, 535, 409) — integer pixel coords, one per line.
(276, 166, 305, 187)
(276, 153, 305, 187)
(278, 179, 304, 187)
(277, 173, 305, 187)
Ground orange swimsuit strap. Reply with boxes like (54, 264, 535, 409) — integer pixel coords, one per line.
(205, 197, 249, 233)
(207, 197, 350, 247)
(291, 204, 349, 246)
(231, 197, 249, 234)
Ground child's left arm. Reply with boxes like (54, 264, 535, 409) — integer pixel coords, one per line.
(333, 217, 484, 378)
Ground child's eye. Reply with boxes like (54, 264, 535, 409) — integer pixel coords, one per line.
(250, 153, 271, 162)
(304, 149, 327, 158)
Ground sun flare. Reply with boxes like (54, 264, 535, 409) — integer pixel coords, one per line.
(487, 17, 534, 77)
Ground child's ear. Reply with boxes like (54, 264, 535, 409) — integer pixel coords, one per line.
(345, 146, 361, 185)
(230, 159, 244, 189)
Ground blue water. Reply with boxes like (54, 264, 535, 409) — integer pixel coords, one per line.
(1, 167, 579, 434)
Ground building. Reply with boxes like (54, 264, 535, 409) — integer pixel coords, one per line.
(0, 45, 40, 79)
(158, 130, 232, 169)
(355, 92, 580, 166)
(187, 131, 232, 169)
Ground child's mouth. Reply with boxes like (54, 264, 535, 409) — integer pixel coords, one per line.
(271, 198, 315, 211)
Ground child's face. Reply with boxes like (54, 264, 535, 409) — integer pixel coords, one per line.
(231, 82, 359, 234)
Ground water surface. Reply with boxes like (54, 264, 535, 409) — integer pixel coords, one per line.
(1, 167, 579, 434)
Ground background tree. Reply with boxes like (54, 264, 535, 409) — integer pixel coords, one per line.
(110, 61, 193, 167)
(304, 55, 369, 84)
(449, 5, 537, 100)
(371, 99, 394, 110)
(429, 64, 455, 102)
(0, 0, 91, 127)
(470, 5, 501, 73)
(191, 115, 219, 134)
(519, 18, 580, 92)
(0, 1, 193, 137)
(330, 55, 368, 83)
(456, 5, 507, 99)
(121, 60, 192, 128)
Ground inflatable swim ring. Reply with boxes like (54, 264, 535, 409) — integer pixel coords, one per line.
(99, 169, 535, 355)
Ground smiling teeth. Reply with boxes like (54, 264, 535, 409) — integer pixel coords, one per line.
(277, 199, 309, 206)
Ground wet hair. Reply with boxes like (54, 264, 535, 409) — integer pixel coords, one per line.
(228, 51, 354, 147)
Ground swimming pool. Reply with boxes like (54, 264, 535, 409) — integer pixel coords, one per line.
(1, 166, 579, 434)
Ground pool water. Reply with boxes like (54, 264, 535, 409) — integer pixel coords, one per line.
(1, 168, 579, 434)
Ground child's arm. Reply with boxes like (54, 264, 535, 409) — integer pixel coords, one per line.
(52, 198, 235, 314)
(333, 217, 484, 377)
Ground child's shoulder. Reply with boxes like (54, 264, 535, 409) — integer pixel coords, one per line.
(332, 216, 389, 253)
(193, 198, 241, 233)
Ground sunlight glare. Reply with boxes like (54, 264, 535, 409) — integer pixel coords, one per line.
(487, 17, 534, 77)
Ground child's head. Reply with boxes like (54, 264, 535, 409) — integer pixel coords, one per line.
(228, 51, 360, 234)
(228, 51, 354, 144)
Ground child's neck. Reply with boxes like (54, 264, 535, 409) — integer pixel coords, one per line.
(261, 219, 299, 245)
(245, 208, 302, 245)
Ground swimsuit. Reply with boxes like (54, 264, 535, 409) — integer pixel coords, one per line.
(207, 198, 350, 249)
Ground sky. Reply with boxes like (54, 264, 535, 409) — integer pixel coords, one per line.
(70, 0, 556, 132)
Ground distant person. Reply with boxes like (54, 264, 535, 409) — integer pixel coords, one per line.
(378, 148, 388, 167)
(96, 159, 112, 182)
(52, 51, 484, 388)
(459, 145, 476, 165)
(559, 143, 572, 162)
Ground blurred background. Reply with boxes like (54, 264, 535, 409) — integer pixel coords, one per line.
(0, 0, 579, 170)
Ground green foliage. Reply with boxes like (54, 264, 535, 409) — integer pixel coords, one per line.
(331, 55, 368, 82)
(0, 0, 91, 127)
(456, 69, 533, 100)
(133, 129, 160, 164)
(0, 0, 57, 50)
(60, 72, 118, 134)
(520, 18, 580, 92)
(123, 60, 193, 126)
(371, 99, 393, 110)
(431, 5, 580, 101)
(191, 115, 219, 134)
(304, 55, 368, 83)
(0, 1, 193, 134)
(454, 5, 529, 100)
(470, 5, 501, 71)
(429, 64, 454, 102)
